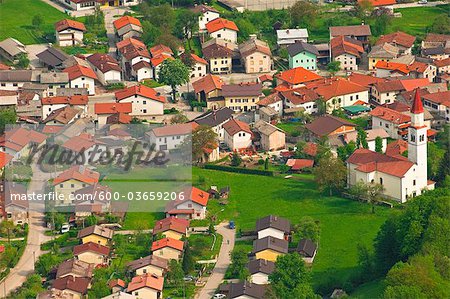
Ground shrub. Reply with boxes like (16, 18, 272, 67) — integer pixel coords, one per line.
(204, 164, 274, 176)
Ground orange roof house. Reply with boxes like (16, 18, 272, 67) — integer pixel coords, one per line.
(127, 273, 164, 293)
(113, 15, 142, 30)
(331, 36, 364, 58)
(275, 67, 322, 87)
(192, 74, 224, 95)
(312, 78, 368, 101)
(165, 186, 210, 219)
(357, 0, 396, 7)
(376, 31, 416, 49)
(55, 19, 86, 32)
(0, 152, 13, 168)
(94, 102, 132, 115)
(374, 61, 410, 75)
(63, 64, 97, 80)
(153, 217, 190, 239)
(150, 44, 173, 57)
(115, 84, 165, 103)
(53, 165, 100, 186)
(205, 18, 239, 33)
(41, 95, 88, 106)
(151, 237, 184, 252)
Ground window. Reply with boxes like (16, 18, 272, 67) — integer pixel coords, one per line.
(0, 83, 5, 86)
(413, 180, 416, 186)
(13, 83, 18, 87)
(419, 134, 425, 142)
(143, 101, 146, 104)
(60, 184, 63, 188)
(71, 184, 75, 188)
(380, 178, 383, 185)
(411, 134, 416, 142)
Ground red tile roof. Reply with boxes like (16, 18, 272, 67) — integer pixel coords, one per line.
(127, 274, 164, 292)
(280, 87, 320, 105)
(73, 242, 110, 256)
(87, 53, 121, 73)
(0, 151, 13, 168)
(223, 119, 252, 135)
(331, 36, 364, 58)
(55, 19, 86, 32)
(189, 53, 208, 65)
(1, 128, 46, 152)
(150, 53, 174, 67)
(399, 78, 430, 91)
(109, 279, 126, 289)
(386, 140, 408, 157)
(153, 217, 190, 235)
(41, 95, 88, 105)
(357, 0, 396, 7)
(375, 61, 410, 74)
(192, 73, 224, 94)
(434, 57, 450, 67)
(52, 275, 90, 295)
(258, 92, 282, 106)
(422, 90, 450, 105)
(151, 123, 199, 137)
(185, 186, 210, 206)
(205, 18, 239, 33)
(115, 84, 165, 103)
(62, 133, 97, 153)
(376, 31, 416, 48)
(259, 74, 273, 82)
(150, 44, 173, 57)
(409, 61, 430, 73)
(63, 64, 97, 80)
(0, 63, 11, 70)
(303, 142, 318, 157)
(286, 158, 314, 170)
(370, 106, 410, 124)
(348, 72, 386, 87)
(94, 102, 132, 114)
(151, 237, 184, 252)
(275, 67, 322, 86)
(53, 165, 100, 185)
(348, 148, 414, 178)
(117, 38, 150, 60)
(411, 89, 424, 114)
(313, 78, 368, 100)
(113, 15, 142, 30)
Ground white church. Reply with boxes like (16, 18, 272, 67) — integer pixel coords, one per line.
(347, 89, 435, 203)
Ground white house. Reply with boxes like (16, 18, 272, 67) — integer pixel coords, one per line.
(165, 187, 209, 220)
(41, 95, 88, 119)
(63, 64, 97, 95)
(257, 92, 283, 116)
(276, 29, 308, 47)
(256, 215, 291, 241)
(347, 90, 435, 202)
(87, 53, 122, 86)
(330, 36, 364, 71)
(193, 107, 234, 141)
(116, 38, 151, 81)
(192, 5, 220, 32)
(94, 102, 132, 125)
(422, 90, 450, 117)
(248, 259, 275, 285)
(55, 19, 86, 47)
(223, 119, 252, 151)
(132, 61, 153, 82)
(205, 18, 239, 44)
(115, 84, 165, 117)
(183, 53, 208, 79)
(279, 87, 320, 115)
(147, 123, 198, 151)
(113, 15, 142, 40)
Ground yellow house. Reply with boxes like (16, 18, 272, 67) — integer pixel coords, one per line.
(368, 43, 399, 70)
(151, 238, 184, 262)
(53, 165, 100, 206)
(77, 225, 114, 246)
(252, 236, 288, 262)
(222, 82, 263, 113)
(152, 217, 189, 241)
(73, 242, 110, 266)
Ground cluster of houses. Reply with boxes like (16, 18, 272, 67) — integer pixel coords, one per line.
(220, 215, 318, 298)
(37, 185, 211, 298)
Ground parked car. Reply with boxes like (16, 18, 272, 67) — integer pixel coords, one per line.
(61, 223, 70, 234)
(213, 294, 226, 299)
(418, 0, 427, 3)
(229, 220, 235, 229)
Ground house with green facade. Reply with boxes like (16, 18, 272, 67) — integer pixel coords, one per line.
(287, 41, 319, 70)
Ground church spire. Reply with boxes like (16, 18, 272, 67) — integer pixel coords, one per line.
(411, 88, 424, 114)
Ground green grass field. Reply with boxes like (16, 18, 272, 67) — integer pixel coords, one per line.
(389, 4, 450, 38)
(0, 0, 66, 44)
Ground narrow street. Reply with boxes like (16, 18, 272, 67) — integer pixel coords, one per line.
(102, 7, 131, 58)
(196, 223, 236, 299)
(0, 164, 53, 297)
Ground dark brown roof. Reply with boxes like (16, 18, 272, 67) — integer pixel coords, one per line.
(36, 47, 69, 67)
(73, 242, 110, 256)
(229, 281, 267, 299)
(287, 41, 319, 57)
(193, 107, 233, 127)
(223, 119, 252, 135)
(52, 275, 90, 295)
(56, 258, 94, 279)
(222, 82, 262, 97)
(280, 87, 320, 105)
(296, 239, 317, 258)
(202, 43, 233, 59)
(330, 25, 372, 37)
(255, 215, 291, 234)
(252, 236, 289, 254)
(126, 254, 169, 272)
(77, 225, 113, 239)
(247, 259, 275, 275)
(87, 53, 121, 73)
(305, 115, 356, 137)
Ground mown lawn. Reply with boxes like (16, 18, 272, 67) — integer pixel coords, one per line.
(389, 4, 450, 38)
(350, 279, 385, 299)
(0, 0, 66, 44)
(192, 168, 395, 292)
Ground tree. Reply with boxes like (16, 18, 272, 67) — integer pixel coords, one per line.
(174, 9, 198, 50)
(357, 243, 376, 281)
(141, 21, 161, 45)
(146, 4, 176, 30)
(427, 142, 445, 180)
(269, 253, 317, 299)
(170, 113, 189, 124)
(158, 59, 190, 102)
(188, 125, 217, 163)
(356, 129, 368, 149)
(230, 151, 242, 167)
(430, 15, 450, 35)
(355, 0, 373, 19)
(375, 136, 383, 153)
(16, 53, 29, 69)
(0, 108, 16, 133)
(290, 1, 318, 28)
(313, 155, 347, 196)
(315, 98, 327, 116)
(166, 260, 184, 287)
(337, 140, 356, 161)
(0, 220, 15, 243)
(349, 181, 384, 213)
(293, 216, 320, 243)
(372, 14, 392, 36)
(32, 15, 43, 30)
(228, 248, 249, 279)
(327, 61, 341, 76)
(264, 157, 269, 170)
(182, 243, 194, 274)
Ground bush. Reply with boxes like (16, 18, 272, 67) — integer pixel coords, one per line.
(105, 82, 125, 90)
(204, 164, 274, 176)
(257, 159, 265, 165)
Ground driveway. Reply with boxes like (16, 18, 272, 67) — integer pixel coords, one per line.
(0, 164, 53, 297)
(102, 7, 131, 58)
(196, 223, 236, 299)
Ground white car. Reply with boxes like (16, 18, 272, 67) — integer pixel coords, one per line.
(418, 0, 427, 4)
(213, 294, 226, 299)
(60, 223, 70, 234)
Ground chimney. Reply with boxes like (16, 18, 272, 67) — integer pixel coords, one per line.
(249, 34, 257, 41)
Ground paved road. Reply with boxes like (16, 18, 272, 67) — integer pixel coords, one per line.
(0, 164, 52, 297)
(103, 7, 131, 58)
(196, 223, 236, 299)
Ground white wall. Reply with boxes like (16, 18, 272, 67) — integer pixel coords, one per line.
(148, 131, 189, 151)
(118, 95, 164, 116)
(257, 228, 284, 240)
(199, 11, 220, 31)
(70, 77, 95, 95)
(210, 29, 237, 44)
(251, 273, 269, 285)
(224, 130, 252, 150)
(335, 54, 358, 71)
(190, 63, 207, 79)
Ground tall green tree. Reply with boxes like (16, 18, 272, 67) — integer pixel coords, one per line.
(166, 260, 184, 287)
(182, 243, 194, 274)
(158, 59, 190, 102)
(174, 9, 199, 50)
(32, 15, 43, 29)
(269, 253, 317, 299)
(327, 61, 341, 76)
(375, 136, 383, 153)
(0, 220, 15, 243)
(228, 248, 249, 280)
(188, 125, 217, 164)
(293, 216, 320, 243)
(290, 1, 318, 28)
(313, 155, 347, 196)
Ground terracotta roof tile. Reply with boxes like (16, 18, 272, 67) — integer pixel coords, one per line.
(275, 67, 322, 86)
(55, 19, 86, 32)
(150, 44, 173, 57)
(115, 84, 165, 103)
(94, 102, 132, 114)
(223, 119, 252, 135)
(151, 123, 198, 137)
(151, 237, 184, 252)
(376, 31, 415, 48)
(87, 53, 121, 73)
(63, 64, 97, 80)
(153, 217, 189, 235)
(150, 53, 174, 67)
(205, 18, 239, 33)
(53, 165, 100, 185)
(280, 86, 320, 105)
(331, 36, 364, 58)
(113, 16, 141, 30)
(73, 242, 110, 256)
(312, 78, 368, 100)
(52, 275, 90, 295)
(370, 106, 410, 124)
(41, 95, 88, 105)
(192, 74, 223, 94)
(374, 61, 410, 74)
(128, 273, 164, 292)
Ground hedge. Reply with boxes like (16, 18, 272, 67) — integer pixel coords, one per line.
(204, 164, 274, 176)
